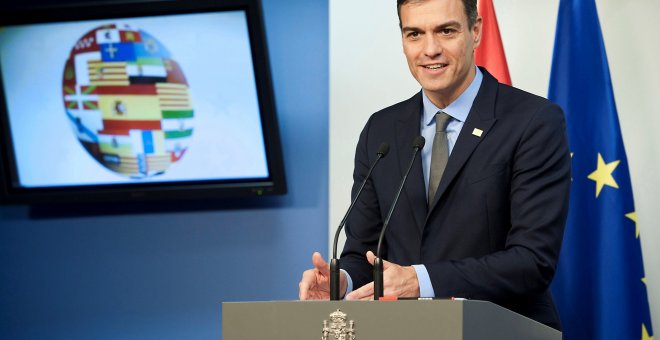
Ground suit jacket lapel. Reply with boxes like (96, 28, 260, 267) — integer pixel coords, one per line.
(395, 91, 427, 234)
(427, 69, 499, 216)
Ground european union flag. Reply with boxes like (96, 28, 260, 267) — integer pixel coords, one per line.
(548, 0, 654, 339)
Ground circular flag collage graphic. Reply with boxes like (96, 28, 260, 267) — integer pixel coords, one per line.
(62, 24, 194, 178)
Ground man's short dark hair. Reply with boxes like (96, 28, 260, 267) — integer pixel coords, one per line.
(397, 0, 478, 29)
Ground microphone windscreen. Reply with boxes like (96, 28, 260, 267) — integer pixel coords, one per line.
(377, 143, 390, 157)
(413, 136, 426, 149)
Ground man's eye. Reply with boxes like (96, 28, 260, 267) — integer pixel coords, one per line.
(408, 31, 420, 39)
(441, 29, 455, 35)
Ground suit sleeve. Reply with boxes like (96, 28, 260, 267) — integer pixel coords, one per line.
(339, 116, 387, 289)
(425, 102, 571, 302)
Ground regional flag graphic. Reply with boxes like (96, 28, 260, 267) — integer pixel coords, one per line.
(63, 24, 194, 178)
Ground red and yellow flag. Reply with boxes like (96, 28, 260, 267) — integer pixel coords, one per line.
(475, 0, 511, 85)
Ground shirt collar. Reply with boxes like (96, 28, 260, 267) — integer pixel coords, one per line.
(422, 66, 483, 126)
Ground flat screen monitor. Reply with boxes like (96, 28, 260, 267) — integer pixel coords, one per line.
(0, 0, 286, 204)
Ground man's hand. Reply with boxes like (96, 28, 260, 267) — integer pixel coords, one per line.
(345, 251, 420, 300)
(299, 252, 347, 300)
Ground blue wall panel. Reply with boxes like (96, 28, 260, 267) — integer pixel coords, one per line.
(0, 0, 328, 338)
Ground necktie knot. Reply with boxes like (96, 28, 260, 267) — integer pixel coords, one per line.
(435, 111, 451, 133)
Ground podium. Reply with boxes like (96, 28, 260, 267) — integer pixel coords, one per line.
(222, 300, 561, 339)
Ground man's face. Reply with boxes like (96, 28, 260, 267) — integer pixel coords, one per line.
(400, 0, 481, 107)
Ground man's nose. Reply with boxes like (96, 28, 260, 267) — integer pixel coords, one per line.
(423, 35, 443, 57)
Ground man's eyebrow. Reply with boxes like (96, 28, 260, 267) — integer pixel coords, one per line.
(438, 20, 462, 29)
(402, 20, 463, 33)
(401, 26, 421, 33)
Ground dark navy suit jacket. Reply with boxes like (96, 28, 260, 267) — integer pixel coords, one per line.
(340, 68, 571, 329)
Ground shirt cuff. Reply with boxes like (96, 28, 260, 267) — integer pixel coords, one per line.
(412, 264, 435, 298)
(340, 269, 353, 298)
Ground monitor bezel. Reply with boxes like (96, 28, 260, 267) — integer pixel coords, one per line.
(0, 0, 287, 204)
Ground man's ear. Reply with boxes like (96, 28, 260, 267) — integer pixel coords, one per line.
(472, 16, 483, 49)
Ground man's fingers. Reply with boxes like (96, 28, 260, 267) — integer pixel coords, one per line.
(366, 251, 376, 265)
(299, 252, 335, 301)
(312, 252, 330, 275)
(366, 250, 391, 269)
(346, 281, 374, 300)
(299, 283, 307, 300)
(299, 269, 316, 300)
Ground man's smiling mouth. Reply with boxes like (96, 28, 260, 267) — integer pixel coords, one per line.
(424, 64, 447, 70)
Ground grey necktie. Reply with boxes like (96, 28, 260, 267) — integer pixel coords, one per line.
(428, 111, 451, 207)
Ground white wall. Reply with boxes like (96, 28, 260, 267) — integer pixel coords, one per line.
(329, 0, 659, 329)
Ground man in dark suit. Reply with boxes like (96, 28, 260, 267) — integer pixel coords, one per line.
(299, 0, 570, 330)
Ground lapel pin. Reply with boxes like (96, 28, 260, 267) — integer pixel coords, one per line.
(472, 128, 483, 137)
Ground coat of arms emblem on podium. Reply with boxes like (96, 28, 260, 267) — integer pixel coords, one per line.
(321, 309, 356, 340)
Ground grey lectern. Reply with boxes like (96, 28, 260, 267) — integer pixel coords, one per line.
(222, 300, 561, 339)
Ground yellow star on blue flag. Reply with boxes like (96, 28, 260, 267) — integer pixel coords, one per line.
(587, 153, 619, 198)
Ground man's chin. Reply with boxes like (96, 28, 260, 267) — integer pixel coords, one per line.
(421, 83, 451, 96)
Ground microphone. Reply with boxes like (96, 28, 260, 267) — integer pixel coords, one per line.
(374, 136, 425, 300)
(330, 142, 390, 300)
